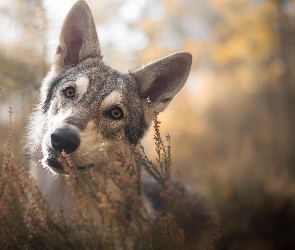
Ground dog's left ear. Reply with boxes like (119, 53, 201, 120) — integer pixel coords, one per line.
(132, 52, 192, 114)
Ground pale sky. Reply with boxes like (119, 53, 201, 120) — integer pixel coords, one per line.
(43, 0, 152, 63)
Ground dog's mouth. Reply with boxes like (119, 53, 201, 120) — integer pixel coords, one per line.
(45, 154, 93, 173)
(46, 156, 63, 171)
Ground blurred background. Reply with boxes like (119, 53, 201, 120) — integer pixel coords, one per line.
(1, 0, 295, 249)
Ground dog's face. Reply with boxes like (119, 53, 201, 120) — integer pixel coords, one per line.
(41, 61, 147, 172)
(29, 1, 192, 174)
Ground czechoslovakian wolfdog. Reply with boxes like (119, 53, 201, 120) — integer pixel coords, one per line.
(27, 1, 215, 248)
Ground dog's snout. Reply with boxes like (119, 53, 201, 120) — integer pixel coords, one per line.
(51, 128, 80, 154)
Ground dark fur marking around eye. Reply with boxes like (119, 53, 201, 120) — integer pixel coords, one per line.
(125, 108, 148, 145)
(43, 77, 63, 113)
(125, 118, 147, 145)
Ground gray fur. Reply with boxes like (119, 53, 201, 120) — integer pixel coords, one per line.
(27, 1, 214, 249)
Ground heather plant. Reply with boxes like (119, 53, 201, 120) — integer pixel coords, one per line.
(0, 98, 217, 249)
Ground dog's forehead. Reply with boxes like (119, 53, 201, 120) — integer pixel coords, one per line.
(65, 62, 137, 102)
(89, 70, 138, 110)
(72, 63, 120, 89)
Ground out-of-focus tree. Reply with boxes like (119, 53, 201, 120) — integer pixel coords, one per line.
(137, 0, 295, 179)
(206, 0, 295, 174)
(0, 0, 47, 92)
(131, 1, 295, 249)
(0, 0, 47, 156)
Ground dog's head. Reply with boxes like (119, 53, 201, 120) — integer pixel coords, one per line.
(30, 1, 192, 174)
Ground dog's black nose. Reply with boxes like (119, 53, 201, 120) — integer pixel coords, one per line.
(51, 127, 80, 154)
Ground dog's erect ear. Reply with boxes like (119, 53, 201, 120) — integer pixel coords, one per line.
(133, 52, 192, 114)
(53, 0, 101, 72)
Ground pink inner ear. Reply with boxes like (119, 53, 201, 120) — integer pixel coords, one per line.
(141, 76, 170, 102)
(68, 27, 83, 66)
(62, 8, 86, 66)
(138, 54, 190, 104)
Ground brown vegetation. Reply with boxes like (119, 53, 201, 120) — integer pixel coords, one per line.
(1, 0, 295, 249)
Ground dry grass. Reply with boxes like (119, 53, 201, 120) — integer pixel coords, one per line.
(0, 103, 218, 249)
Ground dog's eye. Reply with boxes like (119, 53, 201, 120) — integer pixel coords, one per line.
(110, 107, 124, 120)
(64, 87, 76, 98)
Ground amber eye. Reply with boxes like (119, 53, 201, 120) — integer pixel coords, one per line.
(64, 87, 76, 98)
(110, 107, 123, 120)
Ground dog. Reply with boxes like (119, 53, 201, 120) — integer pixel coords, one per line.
(27, 1, 215, 248)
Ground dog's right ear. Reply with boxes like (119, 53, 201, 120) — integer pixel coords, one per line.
(53, 0, 101, 73)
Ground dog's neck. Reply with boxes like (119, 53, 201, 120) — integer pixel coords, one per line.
(30, 164, 74, 218)
(30, 155, 156, 221)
